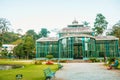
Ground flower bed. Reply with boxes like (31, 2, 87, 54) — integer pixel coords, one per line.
(46, 61, 54, 65)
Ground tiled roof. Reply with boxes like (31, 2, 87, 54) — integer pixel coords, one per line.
(59, 34, 95, 39)
(36, 37, 58, 42)
(59, 27, 93, 33)
(36, 36, 118, 42)
(95, 36, 119, 40)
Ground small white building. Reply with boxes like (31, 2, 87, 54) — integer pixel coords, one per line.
(2, 44, 16, 53)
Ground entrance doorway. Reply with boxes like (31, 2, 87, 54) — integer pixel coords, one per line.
(74, 43, 83, 59)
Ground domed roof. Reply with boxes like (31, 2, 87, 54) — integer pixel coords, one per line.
(72, 20, 78, 24)
(59, 34, 95, 40)
(59, 27, 93, 33)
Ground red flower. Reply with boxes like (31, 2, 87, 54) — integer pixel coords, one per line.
(46, 61, 54, 65)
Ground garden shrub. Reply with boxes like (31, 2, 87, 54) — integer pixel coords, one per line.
(34, 60, 42, 65)
(52, 60, 58, 62)
(89, 58, 96, 62)
(60, 60, 67, 63)
(89, 58, 100, 62)
(46, 54, 54, 60)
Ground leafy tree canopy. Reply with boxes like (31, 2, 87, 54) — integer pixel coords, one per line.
(0, 18, 11, 33)
(0, 32, 19, 44)
(93, 13, 108, 35)
(26, 29, 38, 40)
(40, 28, 50, 37)
(111, 20, 120, 46)
(23, 35, 35, 59)
(26, 29, 36, 36)
(14, 35, 35, 59)
(0, 18, 11, 47)
(111, 20, 120, 37)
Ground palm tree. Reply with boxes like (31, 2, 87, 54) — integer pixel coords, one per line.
(82, 21, 90, 27)
(40, 28, 50, 37)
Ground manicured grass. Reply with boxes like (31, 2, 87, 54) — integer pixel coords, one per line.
(0, 59, 58, 80)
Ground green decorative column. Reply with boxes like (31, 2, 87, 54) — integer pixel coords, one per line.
(82, 37, 85, 57)
(105, 41, 109, 57)
(116, 40, 119, 57)
(36, 42, 38, 58)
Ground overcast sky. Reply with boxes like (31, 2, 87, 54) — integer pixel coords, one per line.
(0, 0, 120, 36)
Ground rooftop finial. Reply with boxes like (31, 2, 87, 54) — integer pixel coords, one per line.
(72, 18, 78, 24)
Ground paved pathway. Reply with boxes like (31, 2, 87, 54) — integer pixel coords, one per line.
(55, 63, 120, 80)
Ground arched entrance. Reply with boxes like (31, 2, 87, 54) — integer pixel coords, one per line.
(74, 43, 83, 59)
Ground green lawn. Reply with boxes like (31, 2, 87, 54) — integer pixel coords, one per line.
(0, 59, 58, 80)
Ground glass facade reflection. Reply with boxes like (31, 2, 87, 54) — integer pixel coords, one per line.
(36, 37, 59, 58)
(36, 20, 119, 60)
(59, 37, 95, 59)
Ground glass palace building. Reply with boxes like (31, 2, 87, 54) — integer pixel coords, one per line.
(36, 20, 119, 60)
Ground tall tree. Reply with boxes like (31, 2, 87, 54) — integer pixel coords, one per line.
(111, 20, 120, 46)
(0, 18, 11, 33)
(93, 13, 108, 35)
(23, 36, 35, 59)
(26, 29, 38, 40)
(37, 32, 42, 39)
(26, 29, 36, 36)
(13, 35, 35, 59)
(13, 43, 24, 59)
(0, 18, 11, 46)
(40, 28, 50, 37)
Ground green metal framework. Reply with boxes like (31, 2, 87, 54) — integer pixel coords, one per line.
(36, 41, 58, 58)
(36, 38, 119, 59)
(59, 37, 95, 59)
(96, 40, 119, 57)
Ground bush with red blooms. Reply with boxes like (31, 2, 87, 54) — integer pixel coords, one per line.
(46, 61, 54, 65)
